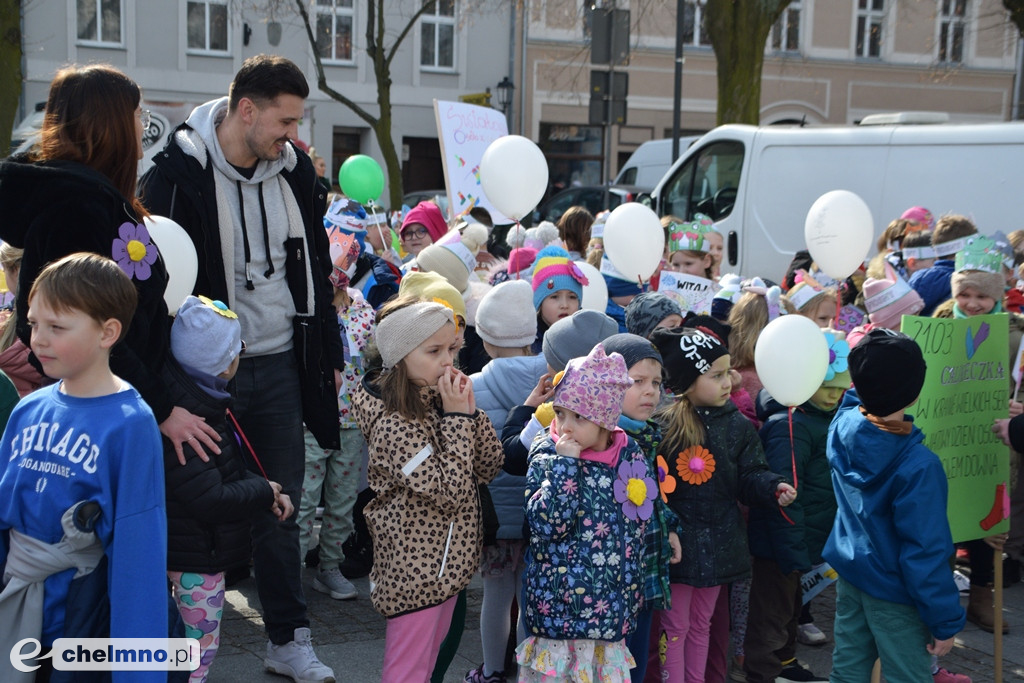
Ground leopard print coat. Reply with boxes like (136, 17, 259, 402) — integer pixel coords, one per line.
(352, 375, 504, 617)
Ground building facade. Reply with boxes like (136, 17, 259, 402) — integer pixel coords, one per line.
(20, 0, 512, 203)
(521, 0, 1019, 189)
(18, 1, 1021, 205)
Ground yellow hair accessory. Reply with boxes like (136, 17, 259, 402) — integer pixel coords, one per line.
(432, 297, 462, 333)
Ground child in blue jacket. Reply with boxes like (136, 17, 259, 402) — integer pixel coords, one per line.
(825, 329, 966, 681)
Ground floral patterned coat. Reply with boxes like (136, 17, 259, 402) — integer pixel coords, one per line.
(659, 401, 784, 588)
(523, 429, 654, 641)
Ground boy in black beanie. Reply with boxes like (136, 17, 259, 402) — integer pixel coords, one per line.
(824, 329, 965, 681)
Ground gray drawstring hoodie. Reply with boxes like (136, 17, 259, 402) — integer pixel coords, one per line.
(177, 97, 308, 356)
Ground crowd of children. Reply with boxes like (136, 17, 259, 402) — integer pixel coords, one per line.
(3, 108, 1021, 683)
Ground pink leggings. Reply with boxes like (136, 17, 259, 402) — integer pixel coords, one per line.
(660, 584, 722, 683)
(381, 595, 458, 683)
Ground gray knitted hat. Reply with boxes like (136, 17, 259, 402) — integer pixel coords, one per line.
(542, 309, 619, 372)
(376, 301, 455, 370)
(476, 280, 537, 348)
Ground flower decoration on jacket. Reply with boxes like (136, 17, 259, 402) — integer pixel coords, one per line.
(614, 460, 657, 521)
(676, 445, 715, 485)
(112, 221, 158, 281)
(431, 297, 462, 333)
(823, 331, 850, 382)
(655, 454, 677, 503)
(198, 295, 239, 319)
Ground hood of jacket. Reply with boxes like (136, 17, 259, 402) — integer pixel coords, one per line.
(828, 389, 925, 488)
(179, 97, 296, 184)
(472, 355, 547, 425)
(0, 156, 129, 247)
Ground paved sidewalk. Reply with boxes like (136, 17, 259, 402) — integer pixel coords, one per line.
(210, 566, 1024, 682)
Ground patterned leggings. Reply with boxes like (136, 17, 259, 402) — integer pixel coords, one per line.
(168, 571, 225, 683)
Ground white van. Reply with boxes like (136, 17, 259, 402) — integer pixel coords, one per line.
(614, 137, 699, 190)
(649, 122, 1024, 280)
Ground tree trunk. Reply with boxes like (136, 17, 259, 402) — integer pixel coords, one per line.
(0, 0, 23, 154)
(705, 0, 790, 125)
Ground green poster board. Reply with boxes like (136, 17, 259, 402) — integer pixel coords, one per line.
(901, 314, 1010, 542)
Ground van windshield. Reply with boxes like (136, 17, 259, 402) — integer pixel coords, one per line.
(661, 141, 744, 222)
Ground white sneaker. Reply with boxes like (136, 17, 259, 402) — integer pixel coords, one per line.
(795, 623, 827, 645)
(313, 567, 358, 600)
(265, 627, 336, 683)
(953, 569, 971, 594)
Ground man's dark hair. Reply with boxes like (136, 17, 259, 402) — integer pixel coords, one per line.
(228, 54, 309, 111)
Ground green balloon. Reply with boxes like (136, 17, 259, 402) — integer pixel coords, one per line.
(338, 154, 385, 204)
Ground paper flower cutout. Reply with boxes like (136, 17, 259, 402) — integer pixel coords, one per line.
(656, 454, 677, 503)
(613, 460, 657, 521)
(676, 445, 715, 485)
(824, 332, 850, 381)
(198, 295, 238, 319)
(112, 221, 158, 281)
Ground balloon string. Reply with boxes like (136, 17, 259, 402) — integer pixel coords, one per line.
(834, 287, 842, 329)
(514, 220, 522, 280)
(369, 206, 388, 256)
(779, 406, 797, 526)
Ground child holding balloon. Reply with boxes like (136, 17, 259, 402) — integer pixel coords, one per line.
(649, 326, 795, 683)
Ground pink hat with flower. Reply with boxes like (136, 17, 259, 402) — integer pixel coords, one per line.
(552, 343, 633, 431)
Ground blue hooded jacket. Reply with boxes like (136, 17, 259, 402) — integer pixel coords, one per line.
(472, 354, 548, 540)
(823, 390, 966, 640)
(908, 259, 954, 317)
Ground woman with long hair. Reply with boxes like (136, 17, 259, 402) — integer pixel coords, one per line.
(0, 64, 220, 455)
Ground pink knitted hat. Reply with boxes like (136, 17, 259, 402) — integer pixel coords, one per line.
(552, 343, 633, 431)
(862, 262, 924, 330)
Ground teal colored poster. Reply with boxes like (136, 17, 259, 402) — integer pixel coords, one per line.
(902, 314, 1010, 543)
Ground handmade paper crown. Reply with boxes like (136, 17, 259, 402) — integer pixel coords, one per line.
(955, 235, 1003, 274)
(668, 213, 716, 253)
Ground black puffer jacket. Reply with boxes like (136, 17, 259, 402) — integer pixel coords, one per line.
(162, 357, 275, 573)
(0, 156, 173, 421)
(659, 401, 784, 587)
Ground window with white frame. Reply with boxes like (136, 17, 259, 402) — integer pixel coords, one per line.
(187, 0, 229, 53)
(855, 0, 884, 58)
(939, 0, 967, 63)
(771, 0, 802, 52)
(315, 0, 354, 62)
(682, 0, 712, 48)
(421, 0, 456, 70)
(77, 0, 122, 45)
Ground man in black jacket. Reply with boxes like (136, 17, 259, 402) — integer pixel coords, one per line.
(140, 55, 341, 683)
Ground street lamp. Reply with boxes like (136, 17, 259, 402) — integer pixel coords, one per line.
(495, 76, 514, 123)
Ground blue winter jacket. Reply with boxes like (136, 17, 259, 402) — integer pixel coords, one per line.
(908, 259, 954, 317)
(523, 430, 650, 641)
(472, 355, 548, 540)
(823, 390, 966, 640)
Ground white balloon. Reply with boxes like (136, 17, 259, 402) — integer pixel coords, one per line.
(479, 136, 549, 221)
(574, 260, 608, 312)
(603, 203, 665, 282)
(804, 190, 874, 280)
(754, 315, 829, 407)
(145, 215, 198, 315)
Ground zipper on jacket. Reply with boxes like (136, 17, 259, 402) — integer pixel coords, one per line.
(438, 521, 455, 578)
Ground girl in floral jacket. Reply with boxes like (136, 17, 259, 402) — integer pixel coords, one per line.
(520, 344, 656, 682)
(649, 327, 796, 683)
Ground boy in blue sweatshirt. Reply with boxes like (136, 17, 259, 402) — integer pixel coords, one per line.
(0, 253, 168, 682)
(824, 329, 966, 682)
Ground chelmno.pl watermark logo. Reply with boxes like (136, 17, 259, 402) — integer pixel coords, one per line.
(11, 638, 200, 673)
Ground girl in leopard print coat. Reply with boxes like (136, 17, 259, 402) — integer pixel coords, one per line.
(351, 299, 503, 681)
